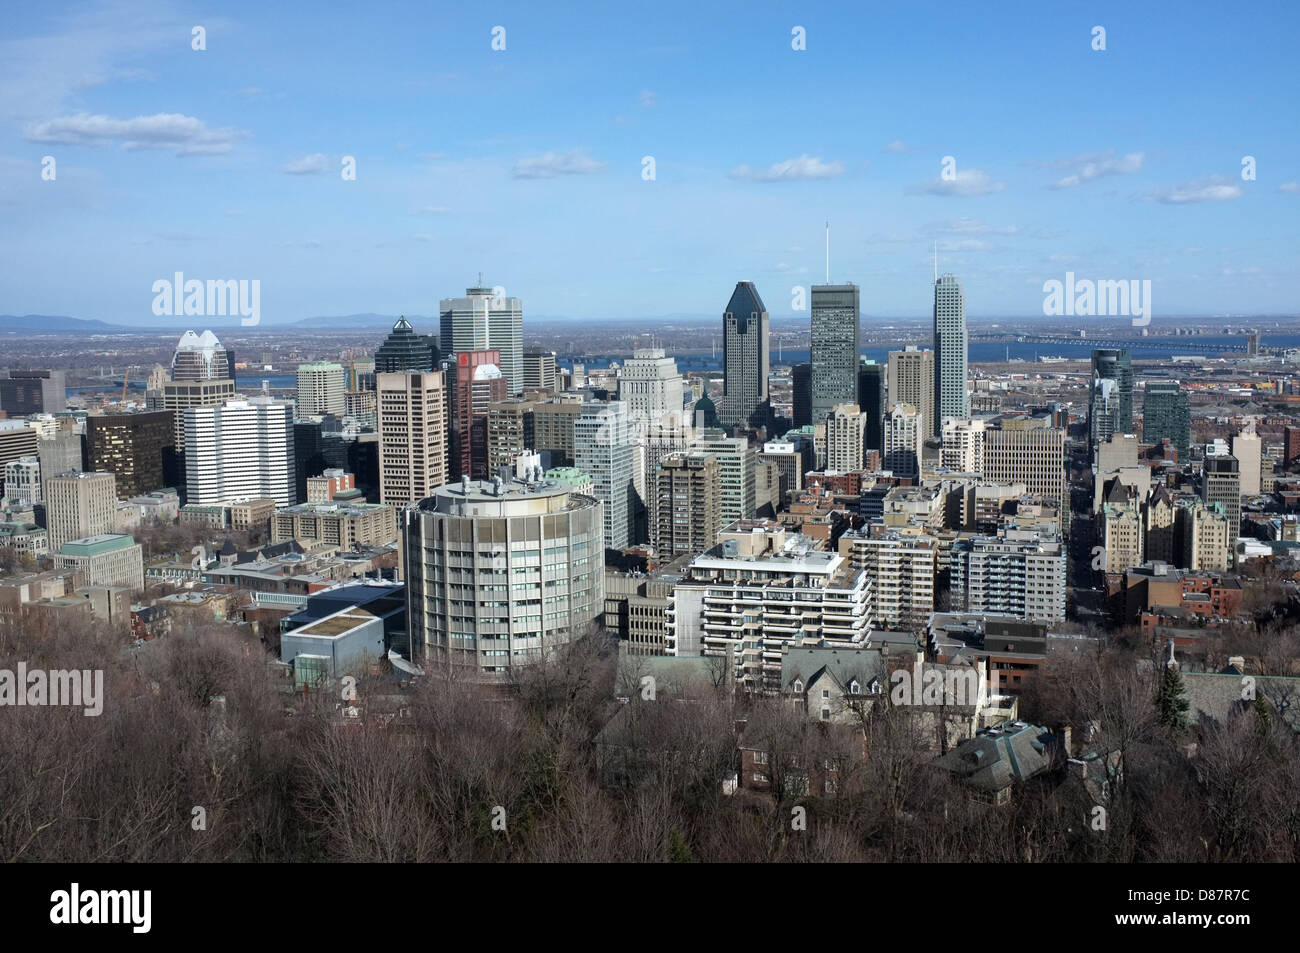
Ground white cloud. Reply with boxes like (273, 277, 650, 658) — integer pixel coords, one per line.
(512, 148, 607, 179)
(931, 217, 1020, 235)
(638, 89, 656, 107)
(283, 153, 329, 175)
(23, 112, 245, 155)
(415, 205, 450, 214)
(880, 140, 908, 153)
(938, 239, 992, 252)
(1045, 150, 1144, 189)
(729, 154, 845, 182)
(911, 168, 1005, 197)
(412, 233, 433, 242)
(1279, 182, 1300, 193)
(1145, 176, 1243, 204)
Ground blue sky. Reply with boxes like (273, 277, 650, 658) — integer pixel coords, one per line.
(2, 0, 1297, 325)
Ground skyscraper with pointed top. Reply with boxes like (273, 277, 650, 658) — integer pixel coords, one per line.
(374, 316, 440, 373)
(933, 272, 968, 436)
(719, 281, 770, 430)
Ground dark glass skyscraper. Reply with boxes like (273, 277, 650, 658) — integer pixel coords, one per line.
(1091, 348, 1133, 432)
(791, 363, 812, 428)
(1143, 380, 1190, 459)
(720, 281, 770, 430)
(857, 361, 885, 452)
(810, 283, 860, 423)
(374, 316, 440, 374)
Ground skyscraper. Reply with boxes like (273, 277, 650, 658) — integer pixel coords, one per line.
(575, 401, 639, 550)
(618, 348, 686, 426)
(791, 363, 812, 428)
(883, 404, 922, 479)
(374, 316, 439, 374)
(1143, 381, 1190, 459)
(84, 410, 175, 498)
(856, 361, 885, 452)
(296, 362, 347, 417)
(377, 371, 448, 505)
(0, 370, 66, 415)
(449, 351, 508, 480)
(887, 347, 935, 438)
(44, 471, 116, 553)
(184, 399, 295, 506)
(825, 404, 867, 473)
(933, 273, 969, 429)
(810, 283, 860, 424)
(720, 281, 770, 430)
(1232, 429, 1262, 496)
(653, 451, 721, 559)
(522, 348, 558, 393)
(691, 428, 756, 526)
(171, 330, 234, 382)
(440, 283, 524, 397)
(1091, 349, 1133, 432)
(1202, 453, 1241, 556)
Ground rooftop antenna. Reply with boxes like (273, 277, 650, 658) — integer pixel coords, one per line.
(825, 222, 830, 283)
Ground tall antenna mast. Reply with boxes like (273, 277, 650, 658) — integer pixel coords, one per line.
(825, 222, 830, 283)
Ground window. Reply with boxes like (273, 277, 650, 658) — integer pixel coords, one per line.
(792, 679, 803, 693)
(821, 708, 830, 720)
(849, 680, 860, 694)
(752, 772, 769, 783)
(753, 751, 768, 765)
(822, 689, 829, 699)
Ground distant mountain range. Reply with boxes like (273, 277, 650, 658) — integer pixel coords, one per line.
(0, 314, 132, 332)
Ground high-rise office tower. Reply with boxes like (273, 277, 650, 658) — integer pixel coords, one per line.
(653, 451, 721, 559)
(856, 361, 885, 452)
(887, 347, 935, 439)
(448, 351, 508, 480)
(1091, 349, 1133, 432)
(1143, 381, 1190, 460)
(720, 281, 770, 429)
(533, 399, 583, 468)
(933, 273, 969, 430)
(575, 401, 639, 550)
(983, 417, 1067, 527)
(883, 404, 923, 479)
(618, 348, 685, 427)
(376, 371, 448, 505)
(810, 283, 860, 423)
(791, 363, 813, 428)
(171, 330, 234, 382)
(692, 428, 756, 526)
(84, 410, 175, 498)
(440, 283, 524, 397)
(522, 348, 558, 393)
(825, 404, 867, 473)
(1202, 453, 1241, 556)
(2, 456, 41, 507)
(296, 362, 347, 417)
(404, 477, 603, 676)
(374, 316, 439, 373)
(45, 471, 116, 552)
(0, 370, 66, 415)
(184, 399, 295, 506)
(1231, 429, 1262, 496)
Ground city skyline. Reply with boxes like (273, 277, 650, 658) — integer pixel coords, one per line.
(3, 0, 1298, 326)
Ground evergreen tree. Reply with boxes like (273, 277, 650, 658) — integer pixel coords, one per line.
(1156, 662, 1190, 733)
